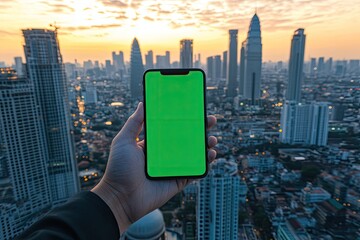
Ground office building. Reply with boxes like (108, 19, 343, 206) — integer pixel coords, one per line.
(112, 51, 125, 72)
(130, 38, 144, 99)
(207, 56, 214, 79)
(276, 219, 311, 240)
(310, 58, 316, 76)
(180, 39, 193, 68)
(280, 101, 329, 146)
(0, 68, 51, 239)
(243, 14, 262, 103)
(222, 51, 227, 79)
(286, 29, 306, 102)
(227, 30, 238, 97)
(325, 57, 333, 74)
(197, 159, 241, 240)
(14, 57, 24, 76)
(214, 55, 221, 79)
(23, 29, 79, 204)
(145, 50, 154, 70)
(239, 41, 246, 95)
(317, 57, 325, 74)
(301, 184, 331, 204)
(155, 51, 171, 68)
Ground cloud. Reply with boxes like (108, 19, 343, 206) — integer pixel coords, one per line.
(0, 30, 18, 36)
(40, 2, 74, 13)
(62, 23, 122, 31)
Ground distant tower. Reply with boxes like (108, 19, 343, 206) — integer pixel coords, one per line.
(112, 51, 125, 72)
(145, 50, 154, 70)
(0, 69, 52, 238)
(227, 30, 238, 97)
(222, 51, 228, 79)
(207, 56, 214, 79)
(130, 38, 144, 99)
(239, 41, 246, 95)
(310, 58, 316, 76)
(214, 55, 221, 79)
(286, 29, 306, 102)
(180, 39, 193, 68)
(14, 57, 24, 76)
(197, 159, 241, 240)
(23, 29, 79, 204)
(243, 14, 262, 104)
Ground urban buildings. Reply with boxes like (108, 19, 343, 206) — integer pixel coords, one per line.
(145, 50, 154, 70)
(112, 51, 125, 72)
(0, 69, 52, 239)
(286, 29, 306, 102)
(242, 14, 262, 103)
(222, 51, 227, 79)
(130, 37, 144, 99)
(239, 41, 246, 95)
(23, 29, 79, 204)
(227, 30, 238, 97)
(14, 57, 24, 76)
(301, 184, 331, 204)
(197, 159, 242, 240)
(280, 101, 329, 146)
(180, 39, 193, 68)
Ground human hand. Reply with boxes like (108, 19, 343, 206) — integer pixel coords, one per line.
(91, 102, 217, 234)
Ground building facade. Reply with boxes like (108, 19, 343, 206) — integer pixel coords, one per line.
(197, 159, 241, 240)
(130, 38, 144, 99)
(180, 39, 193, 68)
(23, 29, 79, 204)
(286, 29, 306, 102)
(227, 30, 238, 98)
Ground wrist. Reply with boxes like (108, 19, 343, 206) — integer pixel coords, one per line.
(91, 181, 132, 234)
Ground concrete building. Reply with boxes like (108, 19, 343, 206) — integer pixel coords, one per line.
(130, 38, 144, 99)
(197, 159, 241, 240)
(239, 41, 246, 95)
(222, 51, 227, 79)
(14, 57, 24, 77)
(243, 14, 262, 104)
(286, 29, 306, 102)
(0, 68, 51, 239)
(280, 101, 329, 146)
(180, 39, 193, 68)
(227, 30, 238, 97)
(145, 50, 154, 70)
(23, 29, 79, 204)
(301, 184, 331, 204)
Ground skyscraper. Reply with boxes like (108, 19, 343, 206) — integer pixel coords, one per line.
(145, 50, 154, 70)
(207, 56, 214, 79)
(239, 41, 246, 95)
(0, 69, 52, 238)
(310, 58, 316, 76)
(130, 38, 144, 99)
(227, 30, 238, 97)
(197, 159, 241, 240)
(280, 101, 329, 146)
(318, 57, 325, 74)
(112, 51, 125, 72)
(180, 39, 193, 68)
(14, 57, 24, 76)
(222, 51, 227, 79)
(23, 29, 79, 204)
(243, 14, 262, 104)
(286, 29, 306, 102)
(214, 55, 221, 79)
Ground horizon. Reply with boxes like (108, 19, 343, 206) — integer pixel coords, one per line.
(1, 0, 360, 65)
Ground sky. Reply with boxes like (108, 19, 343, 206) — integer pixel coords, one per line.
(0, 0, 360, 65)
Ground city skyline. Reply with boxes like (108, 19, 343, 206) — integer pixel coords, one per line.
(1, 0, 360, 64)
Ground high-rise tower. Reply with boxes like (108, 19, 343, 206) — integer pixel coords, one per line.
(227, 30, 238, 97)
(130, 38, 144, 99)
(243, 14, 262, 103)
(197, 159, 241, 240)
(23, 29, 79, 204)
(222, 51, 228, 79)
(0, 69, 52, 238)
(286, 29, 306, 102)
(239, 41, 246, 95)
(180, 39, 193, 68)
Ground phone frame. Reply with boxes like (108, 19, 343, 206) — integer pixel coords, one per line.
(143, 68, 208, 179)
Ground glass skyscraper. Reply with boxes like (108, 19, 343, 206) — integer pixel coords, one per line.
(227, 30, 238, 98)
(23, 29, 79, 204)
(180, 39, 193, 68)
(130, 38, 144, 99)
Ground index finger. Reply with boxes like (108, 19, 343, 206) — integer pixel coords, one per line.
(207, 115, 216, 129)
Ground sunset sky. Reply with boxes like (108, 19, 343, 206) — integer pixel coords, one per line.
(0, 0, 359, 65)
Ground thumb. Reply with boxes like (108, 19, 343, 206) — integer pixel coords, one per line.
(119, 102, 144, 141)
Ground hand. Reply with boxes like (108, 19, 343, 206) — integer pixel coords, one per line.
(91, 102, 217, 234)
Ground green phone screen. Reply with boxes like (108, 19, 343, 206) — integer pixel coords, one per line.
(144, 69, 207, 178)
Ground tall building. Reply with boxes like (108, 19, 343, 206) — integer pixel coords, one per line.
(207, 56, 214, 79)
(145, 50, 154, 70)
(222, 51, 227, 79)
(214, 55, 221, 79)
(243, 14, 262, 103)
(286, 29, 306, 102)
(197, 159, 241, 240)
(227, 30, 238, 97)
(155, 51, 171, 68)
(112, 51, 125, 72)
(317, 57, 325, 74)
(280, 101, 329, 146)
(130, 38, 144, 99)
(23, 29, 79, 204)
(180, 39, 193, 68)
(14, 57, 24, 76)
(239, 41, 246, 95)
(310, 58, 316, 76)
(0, 68, 52, 239)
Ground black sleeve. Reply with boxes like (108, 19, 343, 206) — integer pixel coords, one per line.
(18, 191, 120, 240)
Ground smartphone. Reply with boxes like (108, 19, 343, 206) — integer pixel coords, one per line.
(143, 69, 207, 179)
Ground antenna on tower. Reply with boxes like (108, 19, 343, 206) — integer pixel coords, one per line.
(49, 22, 60, 34)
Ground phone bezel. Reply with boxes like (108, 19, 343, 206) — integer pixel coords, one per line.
(143, 68, 208, 179)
